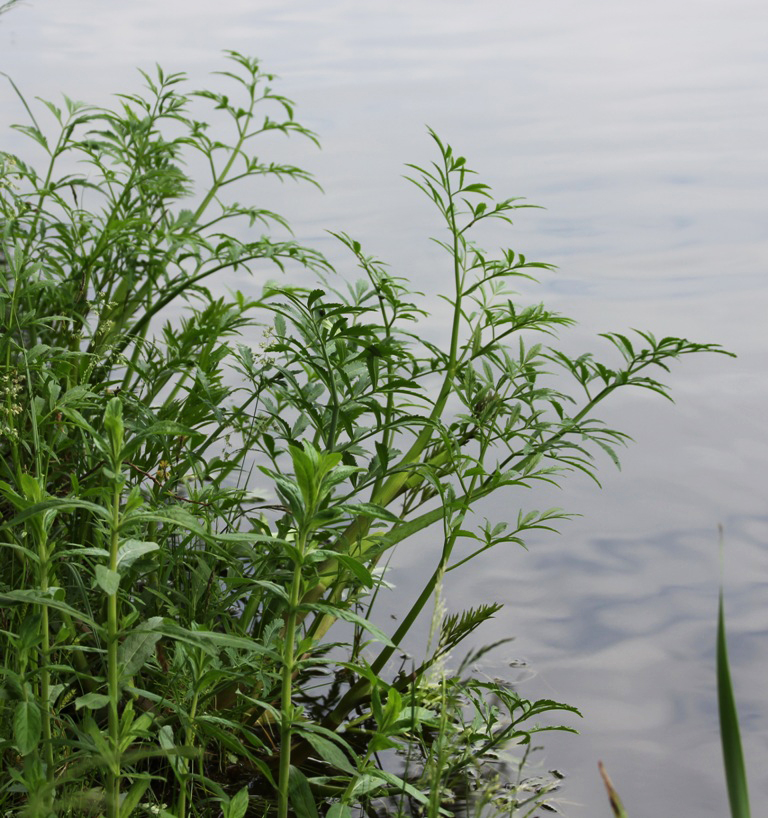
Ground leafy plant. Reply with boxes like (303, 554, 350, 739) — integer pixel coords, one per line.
(0, 53, 731, 817)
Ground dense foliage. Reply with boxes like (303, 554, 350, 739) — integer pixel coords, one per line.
(0, 54, 729, 818)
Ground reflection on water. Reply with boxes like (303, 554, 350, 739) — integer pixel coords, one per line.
(2, 1, 766, 814)
(429, 514, 768, 815)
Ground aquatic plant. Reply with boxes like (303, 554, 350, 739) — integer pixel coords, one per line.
(0, 53, 729, 817)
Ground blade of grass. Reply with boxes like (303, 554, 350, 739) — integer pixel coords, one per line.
(598, 761, 628, 818)
(717, 585, 751, 818)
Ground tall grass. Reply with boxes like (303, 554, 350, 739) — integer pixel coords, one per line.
(717, 527, 751, 818)
(0, 53, 731, 817)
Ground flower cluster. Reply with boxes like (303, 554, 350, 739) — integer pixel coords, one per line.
(0, 370, 24, 442)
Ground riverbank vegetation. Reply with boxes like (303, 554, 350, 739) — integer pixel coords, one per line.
(0, 53, 730, 817)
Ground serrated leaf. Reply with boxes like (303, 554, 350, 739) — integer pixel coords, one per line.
(13, 700, 41, 755)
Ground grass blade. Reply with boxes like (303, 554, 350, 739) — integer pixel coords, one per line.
(598, 761, 629, 818)
(717, 587, 751, 818)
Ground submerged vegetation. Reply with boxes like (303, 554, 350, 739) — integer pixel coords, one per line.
(0, 53, 732, 817)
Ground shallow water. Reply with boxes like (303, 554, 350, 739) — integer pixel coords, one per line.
(2, 1, 767, 814)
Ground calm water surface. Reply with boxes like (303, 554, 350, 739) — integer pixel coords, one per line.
(2, 2, 767, 814)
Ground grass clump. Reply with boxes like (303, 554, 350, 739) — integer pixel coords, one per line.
(0, 53, 731, 817)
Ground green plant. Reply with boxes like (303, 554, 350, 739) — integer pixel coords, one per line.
(716, 526, 751, 818)
(717, 578, 751, 818)
(0, 53, 731, 817)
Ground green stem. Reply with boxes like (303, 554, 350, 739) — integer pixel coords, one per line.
(371, 151, 463, 507)
(177, 688, 200, 818)
(278, 529, 308, 818)
(106, 479, 122, 818)
(37, 533, 54, 795)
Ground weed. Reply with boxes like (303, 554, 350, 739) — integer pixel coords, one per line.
(0, 53, 731, 817)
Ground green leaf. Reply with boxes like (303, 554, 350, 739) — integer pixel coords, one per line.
(103, 397, 124, 458)
(289, 444, 316, 508)
(249, 579, 290, 602)
(19, 472, 43, 503)
(370, 769, 430, 804)
(718, 588, 751, 818)
(125, 506, 261, 546)
(312, 549, 374, 588)
(0, 497, 110, 530)
(461, 182, 492, 194)
(390, 705, 439, 730)
(55, 547, 110, 561)
(288, 766, 319, 818)
(13, 700, 41, 755)
(227, 787, 250, 818)
(121, 421, 204, 460)
(304, 603, 394, 647)
(119, 777, 152, 818)
(116, 539, 159, 572)
(336, 501, 401, 522)
(300, 730, 356, 773)
(155, 621, 280, 660)
(58, 405, 99, 436)
(326, 806, 353, 818)
(0, 589, 97, 627)
(95, 564, 121, 595)
(75, 692, 111, 711)
(119, 617, 164, 679)
(349, 773, 386, 798)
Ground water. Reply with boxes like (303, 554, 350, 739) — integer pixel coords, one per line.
(2, 1, 767, 814)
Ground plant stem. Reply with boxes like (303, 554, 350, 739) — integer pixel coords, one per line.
(278, 528, 308, 818)
(106, 477, 122, 818)
(37, 530, 55, 797)
(177, 688, 200, 818)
